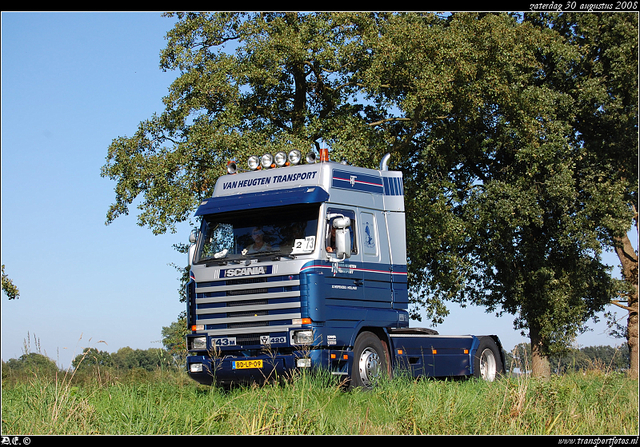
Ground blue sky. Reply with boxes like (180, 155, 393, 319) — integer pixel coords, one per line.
(1, 11, 633, 369)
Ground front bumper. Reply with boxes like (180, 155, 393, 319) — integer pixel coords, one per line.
(186, 349, 352, 386)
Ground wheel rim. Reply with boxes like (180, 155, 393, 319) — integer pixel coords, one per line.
(479, 348, 497, 381)
(358, 347, 381, 388)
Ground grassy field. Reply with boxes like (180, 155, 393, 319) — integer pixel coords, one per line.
(1, 366, 638, 436)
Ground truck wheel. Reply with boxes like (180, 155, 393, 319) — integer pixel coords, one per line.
(351, 331, 389, 389)
(473, 337, 503, 382)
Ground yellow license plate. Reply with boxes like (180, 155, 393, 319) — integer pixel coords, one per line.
(233, 359, 263, 370)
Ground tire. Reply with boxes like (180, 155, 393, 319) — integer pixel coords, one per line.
(350, 331, 389, 389)
(473, 337, 504, 381)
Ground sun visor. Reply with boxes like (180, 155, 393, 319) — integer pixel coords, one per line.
(195, 186, 330, 216)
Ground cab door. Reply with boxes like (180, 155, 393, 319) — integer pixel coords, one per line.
(359, 211, 393, 309)
(323, 206, 365, 310)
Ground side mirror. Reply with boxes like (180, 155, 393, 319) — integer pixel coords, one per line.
(188, 230, 198, 266)
(333, 217, 351, 260)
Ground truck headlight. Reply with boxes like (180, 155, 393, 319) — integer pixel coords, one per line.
(190, 336, 207, 350)
(292, 330, 313, 345)
(190, 363, 203, 373)
(296, 358, 311, 368)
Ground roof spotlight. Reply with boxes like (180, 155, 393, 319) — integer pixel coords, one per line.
(274, 151, 288, 167)
(261, 153, 275, 169)
(248, 155, 260, 170)
(288, 149, 302, 165)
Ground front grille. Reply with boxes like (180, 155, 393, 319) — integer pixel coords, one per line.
(194, 273, 302, 342)
(228, 288, 268, 295)
(227, 299, 268, 307)
(226, 277, 267, 286)
(236, 335, 262, 345)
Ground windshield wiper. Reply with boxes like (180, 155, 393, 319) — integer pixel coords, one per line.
(273, 253, 297, 260)
(242, 250, 291, 261)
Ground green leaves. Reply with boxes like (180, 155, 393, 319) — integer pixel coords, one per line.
(102, 13, 637, 363)
(102, 13, 390, 234)
(2, 264, 20, 300)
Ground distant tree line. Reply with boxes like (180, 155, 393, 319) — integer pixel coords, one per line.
(70, 346, 178, 372)
(506, 343, 630, 375)
(1, 347, 179, 378)
(3, 342, 630, 381)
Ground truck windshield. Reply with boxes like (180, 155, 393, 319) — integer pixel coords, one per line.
(195, 203, 320, 263)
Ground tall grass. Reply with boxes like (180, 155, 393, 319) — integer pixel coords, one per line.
(2, 365, 638, 435)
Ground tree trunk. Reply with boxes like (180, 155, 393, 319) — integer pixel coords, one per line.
(530, 324, 551, 379)
(628, 294, 639, 380)
(613, 230, 638, 379)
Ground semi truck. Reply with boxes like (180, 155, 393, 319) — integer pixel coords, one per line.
(185, 148, 505, 388)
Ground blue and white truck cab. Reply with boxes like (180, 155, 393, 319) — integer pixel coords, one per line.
(185, 148, 504, 388)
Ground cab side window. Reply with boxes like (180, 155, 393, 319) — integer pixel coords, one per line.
(360, 212, 377, 256)
(325, 208, 357, 255)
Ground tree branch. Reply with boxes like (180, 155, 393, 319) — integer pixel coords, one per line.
(611, 299, 635, 313)
(368, 117, 411, 126)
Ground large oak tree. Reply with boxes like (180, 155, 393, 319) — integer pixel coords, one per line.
(102, 12, 637, 377)
(530, 12, 638, 378)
